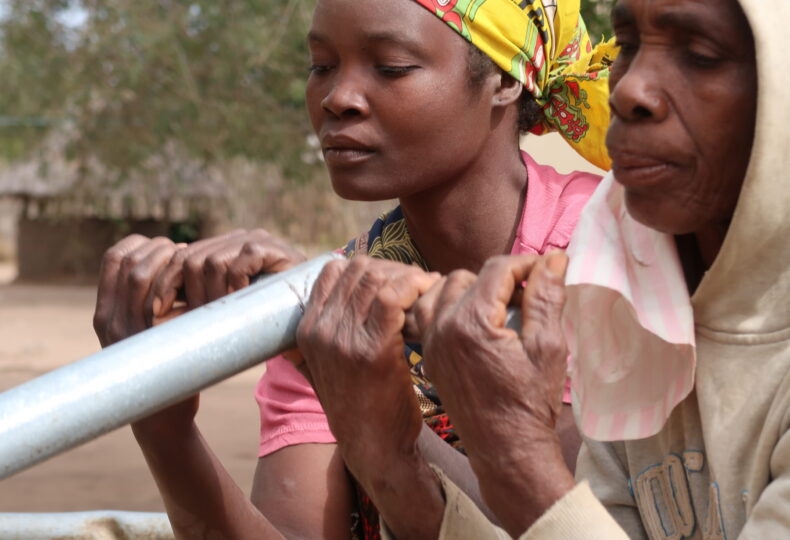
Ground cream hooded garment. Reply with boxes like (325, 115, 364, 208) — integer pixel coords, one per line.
(420, 0, 790, 538)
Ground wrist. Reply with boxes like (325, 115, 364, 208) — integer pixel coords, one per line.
(472, 428, 574, 537)
(344, 445, 444, 540)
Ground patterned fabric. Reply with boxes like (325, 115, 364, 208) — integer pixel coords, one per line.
(413, 0, 618, 171)
(344, 207, 463, 540)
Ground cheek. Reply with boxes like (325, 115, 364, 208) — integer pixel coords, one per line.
(305, 80, 325, 133)
(381, 86, 489, 158)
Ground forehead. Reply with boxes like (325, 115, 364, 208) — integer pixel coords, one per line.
(311, 0, 448, 45)
(613, 0, 750, 37)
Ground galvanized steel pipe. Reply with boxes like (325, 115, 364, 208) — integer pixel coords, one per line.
(0, 252, 342, 479)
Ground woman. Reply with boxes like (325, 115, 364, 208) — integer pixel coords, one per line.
(93, 0, 614, 538)
(359, 0, 789, 537)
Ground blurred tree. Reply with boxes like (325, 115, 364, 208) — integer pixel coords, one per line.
(0, 0, 614, 180)
(0, 0, 73, 161)
(581, 0, 616, 44)
(0, 0, 316, 178)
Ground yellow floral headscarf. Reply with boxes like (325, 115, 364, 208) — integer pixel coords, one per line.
(415, 0, 618, 170)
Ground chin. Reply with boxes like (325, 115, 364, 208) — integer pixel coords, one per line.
(624, 192, 697, 236)
(328, 174, 393, 202)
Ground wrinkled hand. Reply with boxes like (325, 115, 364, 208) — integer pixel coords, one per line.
(414, 253, 574, 536)
(93, 234, 185, 348)
(144, 229, 306, 325)
(295, 257, 440, 476)
(93, 229, 304, 437)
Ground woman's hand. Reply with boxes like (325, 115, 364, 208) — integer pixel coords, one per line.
(414, 253, 575, 537)
(93, 234, 184, 347)
(93, 234, 199, 437)
(93, 229, 305, 437)
(295, 256, 444, 540)
(145, 229, 306, 324)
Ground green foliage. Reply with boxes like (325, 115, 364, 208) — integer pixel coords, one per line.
(0, 0, 73, 161)
(0, 0, 615, 181)
(581, 0, 616, 44)
(0, 0, 317, 178)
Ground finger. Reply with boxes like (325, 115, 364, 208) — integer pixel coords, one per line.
(203, 246, 247, 302)
(135, 242, 181, 326)
(152, 305, 189, 326)
(94, 234, 149, 318)
(410, 276, 447, 339)
(227, 234, 304, 292)
(521, 252, 569, 373)
(147, 246, 189, 322)
(364, 274, 407, 340)
(383, 269, 441, 311)
(181, 231, 247, 307)
(471, 254, 540, 328)
(302, 259, 349, 323)
(367, 268, 439, 340)
(327, 257, 379, 323)
(434, 269, 477, 315)
(119, 237, 177, 331)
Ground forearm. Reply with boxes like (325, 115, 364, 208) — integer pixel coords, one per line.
(344, 445, 444, 540)
(473, 429, 575, 538)
(416, 423, 498, 524)
(133, 421, 284, 540)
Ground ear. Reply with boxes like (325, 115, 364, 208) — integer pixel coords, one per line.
(491, 72, 523, 108)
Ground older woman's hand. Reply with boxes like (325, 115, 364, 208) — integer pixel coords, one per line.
(414, 253, 575, 537)
(295, 256, 443, 540)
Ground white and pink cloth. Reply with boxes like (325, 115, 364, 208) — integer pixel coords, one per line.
(565, 173, 696, 441)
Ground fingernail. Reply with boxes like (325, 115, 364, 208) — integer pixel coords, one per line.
(547, 252, 569, 278)
(152, 297, 162, 314)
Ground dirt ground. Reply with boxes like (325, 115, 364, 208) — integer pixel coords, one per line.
(0, 264, 263, 512)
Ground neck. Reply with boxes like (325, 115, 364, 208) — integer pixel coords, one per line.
(398, 140, 527, 275)
(676, 223, 729, 295)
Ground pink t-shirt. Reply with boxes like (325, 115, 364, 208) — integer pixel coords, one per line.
(255, 152, 601, 457)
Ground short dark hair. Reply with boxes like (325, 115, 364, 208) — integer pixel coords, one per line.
(467, 44, 543, 134)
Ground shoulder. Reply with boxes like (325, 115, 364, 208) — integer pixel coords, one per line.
(517, 151, 602, 254)
(522, 151, 601, 204)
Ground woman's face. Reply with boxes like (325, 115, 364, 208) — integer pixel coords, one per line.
(607, 0, 757, 235)
(306, 0, 499, 201)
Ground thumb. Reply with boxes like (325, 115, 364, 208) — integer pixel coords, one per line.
(521, 252, 568, 374)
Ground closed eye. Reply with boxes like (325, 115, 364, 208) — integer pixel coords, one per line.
(376, 65, 419, 77)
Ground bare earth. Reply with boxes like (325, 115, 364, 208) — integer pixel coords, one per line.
(0, 270, 263, 512)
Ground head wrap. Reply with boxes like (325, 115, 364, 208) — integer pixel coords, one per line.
(414, 0, 618, 170)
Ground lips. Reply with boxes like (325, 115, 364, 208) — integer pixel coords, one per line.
(608, 148, 681, 190)
(321, 133, 376, 167)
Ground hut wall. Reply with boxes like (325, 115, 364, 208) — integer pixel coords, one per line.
(0, 199, 21, 261)
(17, 217, 170, 282)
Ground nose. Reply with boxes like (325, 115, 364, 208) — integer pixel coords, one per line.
(321, 68, 370, 118)
(609, 54, 669, 123)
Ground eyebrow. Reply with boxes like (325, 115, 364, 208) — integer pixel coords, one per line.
(307, 29, 426, 57)
(611, 3, 634, 27)
(307, 30, 327, 46)
(653, 10, 717, 35)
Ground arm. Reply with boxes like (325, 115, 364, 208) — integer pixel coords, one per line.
(132, 415, 284, 539)
(294, 257, 446, 540)
(575, 438, 648, 538)
(94, 232, 320, 539)
(416, 423, 496, 522)
(739, 423, 790, 539)
(251, 444, 353, 540)
(414, 253, 627, 539)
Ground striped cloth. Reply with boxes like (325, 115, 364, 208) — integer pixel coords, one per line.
(564, 173, 696, 441)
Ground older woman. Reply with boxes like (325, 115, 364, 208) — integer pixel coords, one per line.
(92, 0, 614, 538)
(347, 0, 788, 537)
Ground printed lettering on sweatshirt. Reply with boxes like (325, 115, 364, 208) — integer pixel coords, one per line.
(632, 451, 726, 540)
